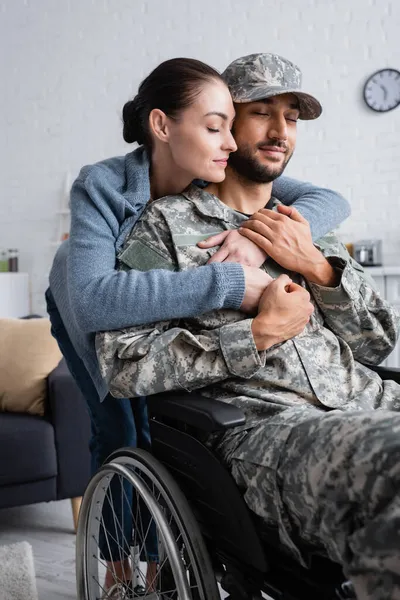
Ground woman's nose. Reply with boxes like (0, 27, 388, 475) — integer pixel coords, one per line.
(224, 130, 237, 153)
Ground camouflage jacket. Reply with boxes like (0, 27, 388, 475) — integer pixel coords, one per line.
(96, 185, 400, 425)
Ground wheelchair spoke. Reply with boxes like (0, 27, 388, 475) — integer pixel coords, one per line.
(77, 452, 220, 600)
(116, 475, 153, 591)
(119, 475, 129, 584)
(90, 575, 108, 599)
(98, 511, 119, 587)
(94, 519, 129, 592)
(106, 480, 128, 576)
(103, 477, 134, 558)
(134, 488, 152, 567)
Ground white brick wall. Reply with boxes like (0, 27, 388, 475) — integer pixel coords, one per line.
(1, 0, 399, 314)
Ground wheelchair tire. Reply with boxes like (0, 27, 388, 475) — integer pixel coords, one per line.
(76, 447, 220, 600)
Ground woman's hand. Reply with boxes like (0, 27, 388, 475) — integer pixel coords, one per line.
(197, 229, 268, 267)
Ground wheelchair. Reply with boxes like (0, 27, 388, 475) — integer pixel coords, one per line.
(76, 364, 400, 600)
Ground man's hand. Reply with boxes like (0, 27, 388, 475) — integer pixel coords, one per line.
(251, 274, 314, 350)
(238, 204, 328, 274)
(198, 229, 267, 267)
(239, 266, 274, 314)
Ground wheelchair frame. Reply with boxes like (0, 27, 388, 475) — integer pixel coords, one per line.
(145, 393, 353, 600)
(77, 364, 400, 600)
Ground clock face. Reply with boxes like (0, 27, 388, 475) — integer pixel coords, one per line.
(363, 68, 400, 112)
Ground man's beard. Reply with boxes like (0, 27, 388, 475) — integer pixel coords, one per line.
(229, 142, 292, 183)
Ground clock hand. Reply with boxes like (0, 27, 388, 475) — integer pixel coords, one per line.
(380, 85, 388, 101)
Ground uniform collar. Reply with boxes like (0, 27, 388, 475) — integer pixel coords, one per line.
(181, 183, 280, 225)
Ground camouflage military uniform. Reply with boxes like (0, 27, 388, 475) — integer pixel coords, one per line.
(96, 185, 400, 599)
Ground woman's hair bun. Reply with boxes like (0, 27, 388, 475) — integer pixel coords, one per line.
(122, 96, 143, 144)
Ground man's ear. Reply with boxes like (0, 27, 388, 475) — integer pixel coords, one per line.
(149, 108, 170, 143)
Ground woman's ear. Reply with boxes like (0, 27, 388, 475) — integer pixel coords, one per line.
(149, 108, 170, 143)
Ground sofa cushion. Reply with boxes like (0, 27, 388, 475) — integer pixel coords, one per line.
(0, 318, 62, 416)
(0, 413, 57, 486)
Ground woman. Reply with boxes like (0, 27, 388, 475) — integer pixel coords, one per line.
(47, 57, 350, 598)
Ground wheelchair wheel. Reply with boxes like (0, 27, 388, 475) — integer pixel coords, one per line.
(76, 448, 220, 600)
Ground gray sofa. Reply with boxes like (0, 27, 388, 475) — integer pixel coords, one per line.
(0, 358, 91, 528)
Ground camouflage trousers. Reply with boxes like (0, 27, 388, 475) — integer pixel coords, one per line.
(216, 405, 400, 600)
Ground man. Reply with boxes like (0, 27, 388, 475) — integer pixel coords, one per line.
(96, 54, 400, 600)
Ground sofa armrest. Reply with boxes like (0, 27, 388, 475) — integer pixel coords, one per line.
(147, 391, 246, 433)
(47, 359, 91, 500)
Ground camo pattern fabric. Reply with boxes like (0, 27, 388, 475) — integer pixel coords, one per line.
(96, 184, 400, 598)
(224, 405, 400, 600)
(96, 184, 400, 423)
(221, 52, 322, 119)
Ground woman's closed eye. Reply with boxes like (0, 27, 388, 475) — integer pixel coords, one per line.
(207, 127, 220, 133)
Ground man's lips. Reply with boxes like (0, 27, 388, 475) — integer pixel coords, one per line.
(258, 145, 286, 154)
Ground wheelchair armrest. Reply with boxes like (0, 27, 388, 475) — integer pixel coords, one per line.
(147, 391, 246, 433)
(368, 364, 400, 384)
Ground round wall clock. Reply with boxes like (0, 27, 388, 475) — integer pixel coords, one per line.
(363, 68, 400, 112)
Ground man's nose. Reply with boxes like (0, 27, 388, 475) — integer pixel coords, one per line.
(268, 117, 288, 141)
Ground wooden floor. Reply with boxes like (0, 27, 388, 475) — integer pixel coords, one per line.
(0, 499, 77, 600)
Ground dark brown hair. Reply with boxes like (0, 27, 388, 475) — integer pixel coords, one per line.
(122, 58, 224, 148)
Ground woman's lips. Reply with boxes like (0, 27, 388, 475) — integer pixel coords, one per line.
(213, 159, 228, 166)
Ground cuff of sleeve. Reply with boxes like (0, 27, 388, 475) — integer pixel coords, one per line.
(220, 318, 265, 378)
(309, 256, 362, 305)
(213, 262, 246, 310)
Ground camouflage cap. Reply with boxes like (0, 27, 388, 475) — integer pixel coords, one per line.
(222, 53, 322, 120)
